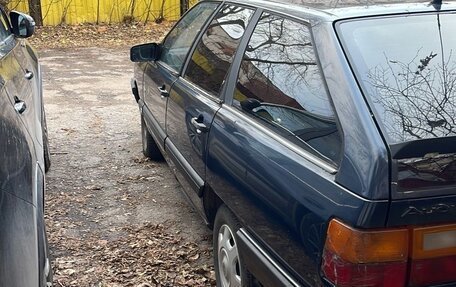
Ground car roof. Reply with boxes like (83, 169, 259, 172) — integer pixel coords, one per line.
(225, 0, 456, 21)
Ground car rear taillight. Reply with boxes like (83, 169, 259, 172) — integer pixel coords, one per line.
(409, 225, 456, 286)
(322, 219, 456, 287)
(322, 219, 408, 287)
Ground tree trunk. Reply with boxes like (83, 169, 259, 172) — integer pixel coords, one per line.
(27, 0, 43, 26)
(180, 0, 188, 16)
(1, 0, 9, 10)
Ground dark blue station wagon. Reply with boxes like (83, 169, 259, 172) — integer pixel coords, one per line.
(130, 1, 456, 286)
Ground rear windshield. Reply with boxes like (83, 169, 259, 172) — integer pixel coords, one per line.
(338, 13, 456, 144)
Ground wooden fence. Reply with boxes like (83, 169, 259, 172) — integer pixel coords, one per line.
(8, 0, 196, 25)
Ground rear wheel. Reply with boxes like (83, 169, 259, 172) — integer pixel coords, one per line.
(141, 115, 164, 161)
(214, 205, 253, 287)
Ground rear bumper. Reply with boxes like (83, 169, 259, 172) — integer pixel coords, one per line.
(237, 228, 302, 287)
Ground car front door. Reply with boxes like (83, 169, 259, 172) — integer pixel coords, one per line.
(142, 2, 219, 146)
(0, 10, 38, 146)
(11, 33, 41, 144)
(165, 5, 256, 208)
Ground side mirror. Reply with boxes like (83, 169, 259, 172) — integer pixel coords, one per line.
(10, 11, 35, 38)
(130, 43, 160, 62)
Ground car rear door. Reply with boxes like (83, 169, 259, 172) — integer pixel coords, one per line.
(205, 12, 356, 286)
(165, 4, 257, 210)
(141, 2, 219, 148)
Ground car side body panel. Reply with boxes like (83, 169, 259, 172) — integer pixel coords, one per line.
(0, 10, 48, 286)
(307, 21, 390, 201)
(0, 68, 39, 287)
(205, 105, 390, 286)
(0, 191, 39, 286)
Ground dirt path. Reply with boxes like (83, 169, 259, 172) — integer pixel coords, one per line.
(41, 48, 214, 287)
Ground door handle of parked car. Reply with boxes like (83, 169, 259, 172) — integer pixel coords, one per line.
(24, 69, 34, 80)
(14, 96, 27, 114)
(191, 116, 209, 134)
(158, 85, 169, 98)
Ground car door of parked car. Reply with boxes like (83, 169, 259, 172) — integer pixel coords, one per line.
(11, 36, 41, 144)
(0, 13, 39, 286)
(141, 2, 219, 147)
(165, 4, 257, 210)
(0, 10, 37, 146)
(206, 13, 346, 286)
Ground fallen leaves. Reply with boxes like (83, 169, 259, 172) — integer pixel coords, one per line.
(49, 222, 215, 286)
(41, 43, 214, 287)
(29, 21, 175, 50)
(45, 173, 215, 286)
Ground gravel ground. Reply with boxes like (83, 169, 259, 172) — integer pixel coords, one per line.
(41, 47, 214, 287)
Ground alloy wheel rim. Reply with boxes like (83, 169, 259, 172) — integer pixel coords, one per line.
(217, 224, 241, 287)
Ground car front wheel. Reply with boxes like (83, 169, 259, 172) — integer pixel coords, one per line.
(141, 115, 163, 161)
(213, 205, 252, 287)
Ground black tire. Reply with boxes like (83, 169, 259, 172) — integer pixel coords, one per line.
(43, 132, 51, 173)
(42, 108, 51, 172)
(213, 205, 253, 287)
(141, 115, 164, 161)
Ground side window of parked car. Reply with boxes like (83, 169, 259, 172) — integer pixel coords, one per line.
(233, 13, 342, 164)
(0, 9, 11, 43)
(184, 5, 255, 96)
(159, 2, 219, 72)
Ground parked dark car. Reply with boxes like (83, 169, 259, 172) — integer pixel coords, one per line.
(130, 1, 456, 286)
(0, 7, 52, 287)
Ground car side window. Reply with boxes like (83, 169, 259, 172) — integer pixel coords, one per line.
(184, 5, 255, 97)
(160, 2, 219, 72)
(0, 9, 11, 42)
(233, 13, 342, 164)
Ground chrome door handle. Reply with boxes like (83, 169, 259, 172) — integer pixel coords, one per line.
(158, 85, 169, 98)
(14, 96, 27, 114)
(191, 116, 209, 134)
(25, 70, 34, 80)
